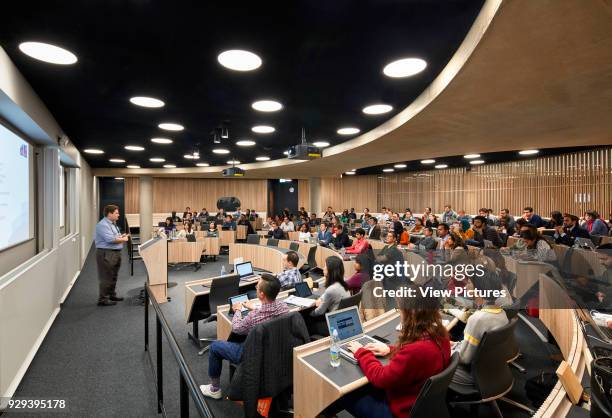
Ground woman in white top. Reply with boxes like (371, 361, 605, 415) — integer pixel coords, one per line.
(298, 223, 311, 241)
(177, 221, 195, 238)
(280, 216, 294, 232)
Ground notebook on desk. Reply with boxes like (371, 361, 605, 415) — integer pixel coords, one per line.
(326, 306, 378, 364)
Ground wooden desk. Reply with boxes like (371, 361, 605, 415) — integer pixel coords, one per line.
(261, 238, 316, 261)
(199, 237, 220, 256)
(503, 255, 553, 298)
(229, 243, 306, 273)
(506, 236, 520, 248)
(293, 310, 400, 418)
(168, 240, 206, 263)
(236, 224, 248, 240)
(219, 230, 236, 246)
(367, 239, 386, 250)
(139, 237, 168, 303)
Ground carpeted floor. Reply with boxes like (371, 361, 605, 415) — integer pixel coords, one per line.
(9, 244, 561, 417)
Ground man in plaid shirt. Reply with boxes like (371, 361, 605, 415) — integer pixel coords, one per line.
(276, 251, 303, 289)
(200, 274, 289, 399)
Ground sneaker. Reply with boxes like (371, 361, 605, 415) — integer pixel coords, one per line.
(97, 299, 117, 306)
(200, 384, 222, 400)
(109, 296, 124, 301)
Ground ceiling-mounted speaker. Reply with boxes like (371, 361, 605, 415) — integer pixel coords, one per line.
(217, 196, 241, 211)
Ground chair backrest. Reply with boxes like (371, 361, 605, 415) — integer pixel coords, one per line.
(289, 242, 299, 251)
(247, 234, 260, 244)
(306, 245, 317, 268)
(267, 238, 279, 247)
(209, 274, 241, 313)
(411, 352, 460, 418)
(338, 291, 362, 310)
(471, 317, 517, 399)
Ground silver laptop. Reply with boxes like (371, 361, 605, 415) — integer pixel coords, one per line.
(325, 306, 378, 364)
(308, 236, 318, 244)
(235, 261, 258, 281)
(575, 237, 595, 250)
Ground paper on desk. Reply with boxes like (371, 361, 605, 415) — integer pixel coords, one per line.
(284, 295, 316, 308)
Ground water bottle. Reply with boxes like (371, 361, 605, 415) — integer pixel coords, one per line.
(329, 328, 340, 368)
(340, 247, 346, 258)
(220, 265, 226, 276)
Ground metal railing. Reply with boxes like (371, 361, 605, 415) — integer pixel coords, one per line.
(144, 284, 214, 418)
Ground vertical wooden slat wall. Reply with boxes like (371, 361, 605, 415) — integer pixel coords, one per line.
(377, 148, 612, 216)
(124, 177, 139, 213)
(297, 179, 310, 209)
(320, 176, 378, 211)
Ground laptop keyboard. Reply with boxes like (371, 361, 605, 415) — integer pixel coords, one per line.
(341, 336, 374, 351)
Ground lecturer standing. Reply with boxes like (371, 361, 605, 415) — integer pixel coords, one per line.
(95, 204, 129, 306)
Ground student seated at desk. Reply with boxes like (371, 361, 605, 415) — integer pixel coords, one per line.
(237, 214, 255, 235)
(200, 274, 289, 399)
(517, 226, 556, 262)
(161, 217, 176, 235)
(398, 227, 410, 246)
(329, 289, 451, 418)
(267, 221, 284, 239)
(416, 227, 437, 250)
(451, 275, 508, 389)
(205, 222, 218, 237)
(345, 254, 371, 292)
(177, 220, 195, 238)
(277, 251, 302, 289)
(411, 217, 424, 234)
(222, 214, 236, 230)
(346, 228, 368, 254)
(311, 257, 350, 317)
(297, 223, 311, 241)
(317, 222, 333, 246)
(332, 224, 352, 249)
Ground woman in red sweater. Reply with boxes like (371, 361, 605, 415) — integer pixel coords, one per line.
(328, 291, 451, 417)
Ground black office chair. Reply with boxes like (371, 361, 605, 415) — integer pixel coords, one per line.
(267, 238, 279, 247)
(411, 353, 460, 418)
(449, 318, 518, 418)
(247, 234, 260, 245)
(503, 299, 526, 375)
(299, 245, 319, 275)
(337, 292, 362, 310)
(197, 274, 241, 356)
(289, 242, 300, 251)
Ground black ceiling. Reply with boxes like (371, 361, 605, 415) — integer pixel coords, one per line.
(1, 0, 488, 168)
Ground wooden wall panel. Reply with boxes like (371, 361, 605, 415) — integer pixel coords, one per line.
(298, 179, 310, 210)
(151, 178, 267, 212)
(377, 148, 612, 217)
(320, 175, 378, 211)
(124, 177, 139, 213)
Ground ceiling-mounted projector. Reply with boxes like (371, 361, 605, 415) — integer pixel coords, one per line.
(222, 167, 245, 177)
(287, 128, 322, 160)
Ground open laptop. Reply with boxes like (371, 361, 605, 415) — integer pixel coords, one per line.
(308, 236, 318, 245)
(235, 261, 258, 282)
(575, 237, 595, 250)
(228, 293, 249, 315)
(293, 282, 313, 298)
(325, 306, 379, 364)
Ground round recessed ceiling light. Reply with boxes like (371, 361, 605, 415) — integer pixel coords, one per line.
(337, 127, 360, 135)
(421, 159, 435, 164)
(382, 168, 394, 172)
(212, 148, 230, 154)
(252, 100, 282, 112)
(236, 140, 256, 146)
(149, 157, 165, 162)
(383, 58, 427, 78)
(435, 164, 448, 169)
(196, 162, 210, 167)
(114, 177, 124, 180)
(158, 123, 184, 131)
(227, 160, 240, 165)
(163, 164, 176, 168)
(18, 42, 77, 65)
(394, 164, 407, 168)
(519, 149, 539, 155)
(126, 165, 140, 169)
(255, 156, 270, 161)
(218, 49, 262, 71)
(124, 145, 145, 151)
(470, 160, 485, 165)
(109, 158, 125, 163)
(252, 125, 275, 134)
(345, 171, 356, 175)
(151, 137, 173, 144)
(129, 96, 164, 108)
(362, 104, 393, 115)
(464, 154, 481, 159)
(83, 148, 104, 154)
(313, 141, 330, 148)
(183, 154, 200, 160)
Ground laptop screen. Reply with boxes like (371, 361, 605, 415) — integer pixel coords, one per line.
(236, 262, 254, 277)
(326, 307, 363, 342)
(294, 282, 312, 298)
(229, 293, 249, 306)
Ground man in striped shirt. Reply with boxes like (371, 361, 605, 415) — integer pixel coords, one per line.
(277, 251, 303, 289)
(200, 274, 289, 399)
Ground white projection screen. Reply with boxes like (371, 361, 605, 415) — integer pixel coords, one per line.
(0, 123, 33, 251)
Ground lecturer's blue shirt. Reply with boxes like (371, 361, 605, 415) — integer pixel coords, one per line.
(95, 217, 123, 250)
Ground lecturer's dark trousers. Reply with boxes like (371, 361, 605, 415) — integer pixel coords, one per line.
(96, 248, 121, 302)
